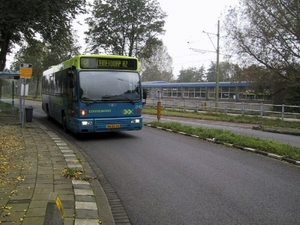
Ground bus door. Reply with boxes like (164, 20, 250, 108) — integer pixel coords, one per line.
(65, 68, 78, 127)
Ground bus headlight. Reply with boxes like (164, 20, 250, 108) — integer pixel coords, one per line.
(131, 119, 140, 123)
(82, 121, 93, 126)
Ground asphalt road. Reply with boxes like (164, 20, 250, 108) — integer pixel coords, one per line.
(73, 127, 300, 225)
(18, 100, 300, 224)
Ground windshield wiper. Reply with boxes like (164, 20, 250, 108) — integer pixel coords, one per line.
(100, 95, 136, 104)
(82, 97, 102, 105)
(124, 96, 135, 104)
(82, 97, 93, 101)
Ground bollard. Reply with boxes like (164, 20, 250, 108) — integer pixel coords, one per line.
(157, 101, 161, 121)
(44, 192, 64, 225)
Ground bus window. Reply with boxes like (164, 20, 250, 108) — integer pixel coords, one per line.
(79, 71, 140, 101)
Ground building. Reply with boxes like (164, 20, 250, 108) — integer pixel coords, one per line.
(142, 81, 269, 101)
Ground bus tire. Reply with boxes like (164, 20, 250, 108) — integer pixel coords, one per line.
(62, 113, 68, 133)
(46, 105, 51, 120)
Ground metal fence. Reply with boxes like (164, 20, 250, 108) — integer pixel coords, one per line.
(0, 99, 19, 124)
(146, 98, 300, 121)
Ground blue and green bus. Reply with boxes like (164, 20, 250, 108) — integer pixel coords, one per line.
(42, 54, 146, 134)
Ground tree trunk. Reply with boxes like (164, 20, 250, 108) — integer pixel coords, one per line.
(0, 31, 12, 71)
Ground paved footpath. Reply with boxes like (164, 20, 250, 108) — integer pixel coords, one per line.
(0, 114, 114, 225)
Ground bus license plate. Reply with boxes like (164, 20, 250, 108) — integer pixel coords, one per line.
(107, 124, 120, 129)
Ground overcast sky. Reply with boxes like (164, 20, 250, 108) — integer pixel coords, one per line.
(71, 0, 239, 77)
(7, 0, 239, 76)
(157, 0, 239, 76)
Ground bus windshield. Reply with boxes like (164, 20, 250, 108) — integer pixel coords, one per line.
(79, 71, 141, 102)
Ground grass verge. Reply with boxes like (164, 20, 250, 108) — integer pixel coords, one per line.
(144, 106, 300, 161)
(147, 121, 300, 161)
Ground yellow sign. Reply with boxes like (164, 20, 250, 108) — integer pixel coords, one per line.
(55, 196, 65, 218)
(20, 63, 33, 78)
(107, 124, 120, 129)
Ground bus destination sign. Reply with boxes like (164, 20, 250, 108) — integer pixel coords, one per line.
(80, 57, 137, 70)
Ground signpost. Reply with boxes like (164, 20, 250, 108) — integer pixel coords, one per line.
(20, 63, 33, 79)
(156, 90, 162, 121)
(19, 63, 33, 126)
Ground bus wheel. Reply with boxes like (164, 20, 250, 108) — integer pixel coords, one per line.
(46, 105, 51, 120)
(62, 114, 68, 133)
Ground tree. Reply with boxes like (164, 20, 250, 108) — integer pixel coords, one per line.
(223, 0, 300, 104)
(11, 40, 45, 97)
(242, 65, 275, 99)
(177, 67, 206, 82)
(10, 33, 80, 97)
(85, 0, 166, 59)
(141, 65, 163, 81)
(0, 0, 86, 71)
(206, 61, 238, 82)
(0, 73, 10, 99)
(141, 45, 174, 82)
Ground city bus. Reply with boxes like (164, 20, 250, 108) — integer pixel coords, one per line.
(41, 54, 146, 134)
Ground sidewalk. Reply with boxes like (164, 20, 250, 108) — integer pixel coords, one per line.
(0, 112, 114, 224)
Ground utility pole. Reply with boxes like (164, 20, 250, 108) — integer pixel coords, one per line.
(216, 20, 220, 107)
(190, 20, 220, 108)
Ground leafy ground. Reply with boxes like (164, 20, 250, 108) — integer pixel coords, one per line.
(0, 126, 25, 183)
(0, 102, 30, 223)
(0, 103, 24, 187)
(0, 123, 27, 223)
(0, 101, 92, 223)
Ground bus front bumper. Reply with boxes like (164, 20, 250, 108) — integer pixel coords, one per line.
(73, 117, 143, 133)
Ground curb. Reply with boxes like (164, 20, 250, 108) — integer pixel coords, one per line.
(35, 121, 103, 225)
(145, 124, 300, 167)
(252, 125, 300, 136)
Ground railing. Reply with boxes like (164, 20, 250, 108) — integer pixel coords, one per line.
(0, 99, 19, 124)
(146, 98, 300, 121)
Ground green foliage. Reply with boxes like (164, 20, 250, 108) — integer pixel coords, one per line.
(0, 0, 86, 70)
(85, 0, 166, 58)
(177, 66, 206, 82)
(141, 65, 173, 82)
(206, 61, 240, 82)
(223, 0, 300, 105)
(10, 35, 80, 97)
(142, 65, 164, 81)
(141, 45, 174, 82)
(61, 167, 93, 181)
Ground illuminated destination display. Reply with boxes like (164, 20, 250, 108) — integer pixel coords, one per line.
(80, 57, 138, 70)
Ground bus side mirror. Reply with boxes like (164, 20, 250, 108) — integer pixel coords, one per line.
(68, 76, 74, 88)
(143, 89, 147, 99)
(142, 89, 147, 105)
(69, 81, 74, 89)
(68, 66, 76, 88)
